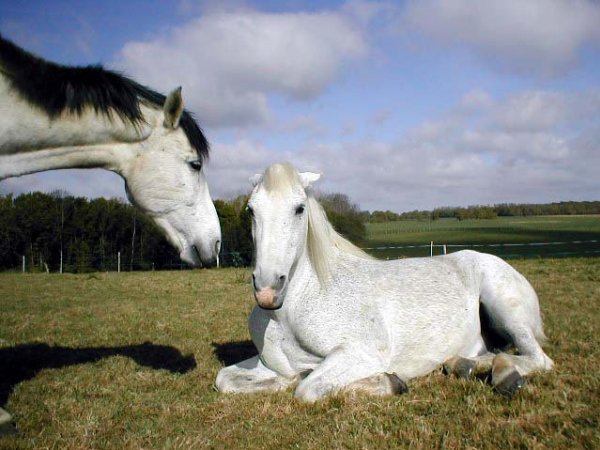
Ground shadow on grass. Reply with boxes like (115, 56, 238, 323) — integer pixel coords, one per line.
(0, 342, 196, 406)
(212, 340, 258, 366)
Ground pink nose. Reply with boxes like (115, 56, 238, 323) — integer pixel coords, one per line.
(254, 288, 277, 309)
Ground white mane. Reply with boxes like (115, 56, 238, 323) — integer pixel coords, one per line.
(306, 193, 374, 283)
(261, 163, 374, 284)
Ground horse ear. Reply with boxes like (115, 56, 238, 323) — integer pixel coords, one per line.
(249, 174, 263, 186)
(163, 86, 184, 129)
(299, 172, 321, 188)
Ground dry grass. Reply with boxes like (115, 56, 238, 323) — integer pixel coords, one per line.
(0, 258, 599, 449)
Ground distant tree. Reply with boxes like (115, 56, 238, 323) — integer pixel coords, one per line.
(214, 196, 253, 267)
(0, 195, 19, 269)
(318, 192, 367, 244)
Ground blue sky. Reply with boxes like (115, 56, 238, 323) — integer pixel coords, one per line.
(1, 0, 599, 212)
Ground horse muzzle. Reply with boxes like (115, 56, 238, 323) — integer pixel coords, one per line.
(187, 239, 221, 268)
(253, 274, 288, 309)
(254, 288, 283, 310)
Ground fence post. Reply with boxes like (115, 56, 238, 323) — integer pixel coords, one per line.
(430, 241, 433, 257)
(118, 251, 121, 273)
(22, 255, 25, 273)
(443, 244, 447, 255)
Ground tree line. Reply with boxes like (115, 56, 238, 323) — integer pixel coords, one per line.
(1, 190, 596, 272)
(368, 201, 600, 223)
(0, 191, 180, 272)
(0, 191, 367, 272)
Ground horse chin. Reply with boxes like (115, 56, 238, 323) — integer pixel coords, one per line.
(179, 247, 201, 267)
(257, 301, 284, 311)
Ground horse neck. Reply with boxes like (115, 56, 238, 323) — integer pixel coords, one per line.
(285, 244, 321, 299)
(0, 75, 157, 180)
(0, 142, 137, 180)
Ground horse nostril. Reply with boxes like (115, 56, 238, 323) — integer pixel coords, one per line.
(278, 275, 286, 289)
(252, 273, 258, 291)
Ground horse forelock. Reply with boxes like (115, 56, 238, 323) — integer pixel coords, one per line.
(262, 163, 300, 194)
(0, 34, 209, 161)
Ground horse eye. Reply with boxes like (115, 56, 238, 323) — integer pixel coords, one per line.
(295, 204, 305, 215)
(246, 205, 254, 217)
(188, 160, 203, 171)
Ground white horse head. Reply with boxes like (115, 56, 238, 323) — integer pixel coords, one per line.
(248, 163, 373, 309)
(247, 164, 319, 308)
(120, 87, 222, 266)
(0, 36, 221, 266)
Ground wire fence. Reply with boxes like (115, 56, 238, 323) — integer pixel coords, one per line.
(5, 239, 599, 274)
(363, 239, 600, 259)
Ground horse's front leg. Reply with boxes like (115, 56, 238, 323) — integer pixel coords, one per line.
(215, 355, 297, 394)
(294, 344, 401, 402)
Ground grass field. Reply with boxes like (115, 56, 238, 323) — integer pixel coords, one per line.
(0, 259, 599, 449)
(365, 215, 600, 259)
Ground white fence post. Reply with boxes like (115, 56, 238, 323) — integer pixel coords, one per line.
(22, 255, 25, 273)
(430, 241, 433, 257)
(118, 251, 121, 273)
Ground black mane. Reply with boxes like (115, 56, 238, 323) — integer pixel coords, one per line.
(0, 34, 209, 161)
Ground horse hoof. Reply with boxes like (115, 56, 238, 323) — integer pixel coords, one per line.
(385, 373, 409, 395)
(0, 408, 16, 436)
(443, 357, 475, 379)
(494, 369, 525, 398)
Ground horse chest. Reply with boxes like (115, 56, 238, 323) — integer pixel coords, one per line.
(285, 296, 387, 358)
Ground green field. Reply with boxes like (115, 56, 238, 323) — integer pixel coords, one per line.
(365, 215, 600, 259)
(1, 259, 599, 449)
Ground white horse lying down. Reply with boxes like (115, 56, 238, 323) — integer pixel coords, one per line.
(216, 163, 554, 402)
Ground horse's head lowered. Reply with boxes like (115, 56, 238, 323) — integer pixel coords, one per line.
(247, 163, 320, 309)
(121, 87, 221, 267)
(0, 35, 221, 266)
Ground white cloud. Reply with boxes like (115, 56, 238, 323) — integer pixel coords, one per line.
(491, 91, 567, 133)
(114, 6, 369, 128)
(202, 88, 600, 211)
(3, 88, 598, 212)
(402, 0, 600, 76)
(460, 88, 493, 112)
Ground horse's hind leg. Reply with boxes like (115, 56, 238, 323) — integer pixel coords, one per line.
(443, 353, 524, 397)
(486, 323, 553, 397)
(476, 253, 554, 374)
(445, 319, 553, 397)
